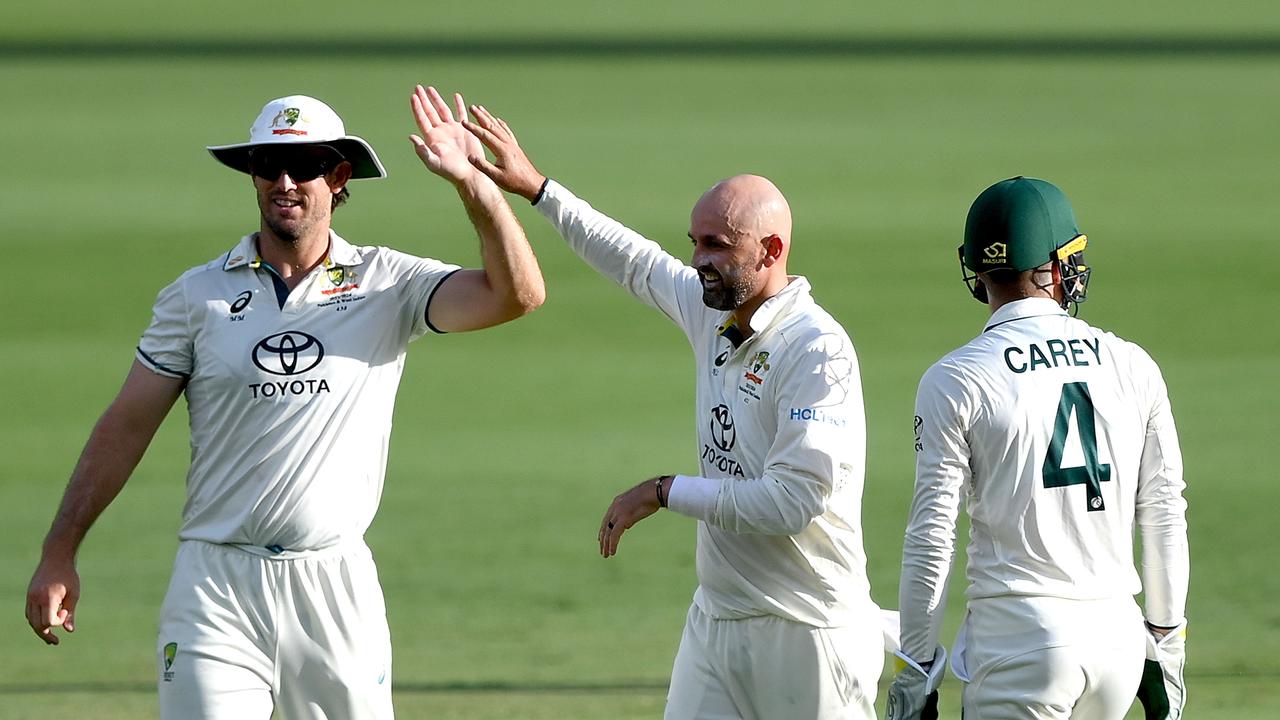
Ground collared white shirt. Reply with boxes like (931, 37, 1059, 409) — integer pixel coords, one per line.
(536, 180, 878, 627)
(899, 297, 1189, 661)
(137, 231, 459, 552)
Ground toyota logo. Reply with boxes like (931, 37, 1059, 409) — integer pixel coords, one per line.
(710, 404, 736, 452)
(252, 331, 325, 376)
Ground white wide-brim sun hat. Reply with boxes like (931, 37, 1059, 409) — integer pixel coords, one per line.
(207, 95, 387, 179)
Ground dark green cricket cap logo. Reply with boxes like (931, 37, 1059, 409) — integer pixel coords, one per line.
(962, 176, 1080, 272)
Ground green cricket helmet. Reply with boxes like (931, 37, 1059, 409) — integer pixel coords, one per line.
(959, 176, 1091, 309)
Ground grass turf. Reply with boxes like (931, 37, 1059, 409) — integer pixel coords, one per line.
(2, 6, 1277, 717)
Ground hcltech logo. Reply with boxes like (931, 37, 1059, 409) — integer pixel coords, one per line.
(252, 331, 325, 376)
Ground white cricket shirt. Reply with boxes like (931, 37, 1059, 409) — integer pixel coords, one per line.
(899, 297, 1189, 661)
(137, 231, 459, 552)
(536, 181, 878, 628)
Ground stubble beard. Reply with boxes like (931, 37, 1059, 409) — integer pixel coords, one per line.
(260, 194, 325, 245)
(700, 267, 755, 311)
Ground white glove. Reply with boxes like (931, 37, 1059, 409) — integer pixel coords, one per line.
(1136, 621, 1186, 720)
(885, 646, 947, 720)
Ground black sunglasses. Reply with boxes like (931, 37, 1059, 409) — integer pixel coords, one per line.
(249, 148, 344, 182)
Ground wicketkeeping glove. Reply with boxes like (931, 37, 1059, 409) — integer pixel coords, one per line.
(885, 646, 947, 720)
(1136, 621, 1187, 720)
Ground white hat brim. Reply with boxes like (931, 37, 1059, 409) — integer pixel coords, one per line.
(207, 135, 387, 179)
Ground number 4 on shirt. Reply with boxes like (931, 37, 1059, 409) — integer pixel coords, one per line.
(1042, 381, 1111, 512)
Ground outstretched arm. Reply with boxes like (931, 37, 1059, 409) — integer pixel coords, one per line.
(26, 361, 184, 645)
(410, 85, 545, 333)
(465, 105, 704, 333)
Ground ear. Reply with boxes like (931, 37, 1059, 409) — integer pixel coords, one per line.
(328, 160, 353, 193)
(760, 234, 784, 267)
(972, 274, 990, 303)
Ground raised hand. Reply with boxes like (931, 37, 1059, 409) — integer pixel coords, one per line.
(409, 85, 482, 185)
(462, 104, 547, 201)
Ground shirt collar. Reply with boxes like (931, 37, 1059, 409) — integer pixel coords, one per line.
(982, 297, 1067, 333)
(718, 276, 812, 343)
(222, 230, 364, 271)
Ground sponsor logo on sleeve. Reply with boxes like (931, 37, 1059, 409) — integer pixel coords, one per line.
(162, 642, 178, 682)
(914, 415, 924, 452)
(788, 407, 847, 427)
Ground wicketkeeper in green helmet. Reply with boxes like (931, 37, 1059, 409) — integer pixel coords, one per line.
(888, 176, 1190, 720)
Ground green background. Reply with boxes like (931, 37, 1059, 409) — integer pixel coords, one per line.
(3, 1, 1277, 717)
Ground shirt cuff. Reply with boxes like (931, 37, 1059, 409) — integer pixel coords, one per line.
(667, 474, 721, 523)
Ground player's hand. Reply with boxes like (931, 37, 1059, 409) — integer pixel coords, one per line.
(25, 556, 80, 645)
(598, 477, 664, 558)
(1136, 621, 1187, 719)
(462, 104, 547, 202)
(886, 647, 947, 720)
(409, 85, 485, 185)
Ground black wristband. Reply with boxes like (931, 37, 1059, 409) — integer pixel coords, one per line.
(531, 177, 550, 206)
(655, 475, 670, 508)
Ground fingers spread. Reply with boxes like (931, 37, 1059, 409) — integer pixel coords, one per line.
(469, 154, 502, 178)
(462, 120, 502, 150)
(410, 94, 432, 133)
(453, 93, 468, 123)
(469, 105, 504, 139)
(414, 85, 442, 126)
(425, 86, 452, 123)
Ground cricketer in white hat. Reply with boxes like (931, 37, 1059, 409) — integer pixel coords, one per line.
(207, 95, 387, 179)
(25, 85, 546, 720)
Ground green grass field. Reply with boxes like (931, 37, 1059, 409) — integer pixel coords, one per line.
(3, 2, 1278, 718)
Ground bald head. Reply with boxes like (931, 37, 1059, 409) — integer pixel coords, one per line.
(688, 174, 794, 318)
(691, 174, 793, 248)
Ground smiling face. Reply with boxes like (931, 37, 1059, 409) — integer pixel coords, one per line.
(688, 175, 793, 313)
(689, 209, 768, 311)
(249, 145, 350, 244)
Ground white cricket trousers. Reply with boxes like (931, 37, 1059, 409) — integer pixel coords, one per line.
(156, 540, 393, 719)
(955, 596, 1146, 720)
(665, 603, 884, 720)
